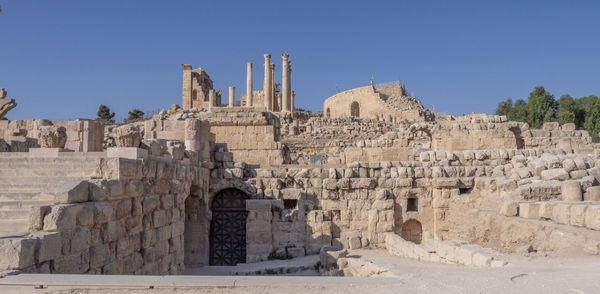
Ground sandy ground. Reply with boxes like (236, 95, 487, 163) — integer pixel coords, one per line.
(1, 249, 600, 293)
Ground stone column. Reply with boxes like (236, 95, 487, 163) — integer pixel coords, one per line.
(263, 54, 272, 110)
(208, 89, 216, 110)
(228, 86, 235, 107)
(270, 63, 276, 111)
(246, 62, 253, 106)
(181, 64, 193, 109)
(291, 90, 295, 112)
(281, 54, 290, 112)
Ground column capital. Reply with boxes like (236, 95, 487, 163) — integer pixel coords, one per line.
(181, 64, 192, 70)
(281, 53, 289, 60)
(264, 54, 271, 61)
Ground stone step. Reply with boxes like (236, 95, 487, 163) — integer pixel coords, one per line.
(0, 169, 93, 177)
(0, 200, 53, 209)
(0, 176, 83, 185)
(0, 183, 65, 192)
(0, 219, 28, 233)
(0, 209, 29, 219)
(0, 192, 51, 201)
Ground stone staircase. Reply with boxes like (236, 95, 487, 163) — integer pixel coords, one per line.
(0, 153, 104, 234)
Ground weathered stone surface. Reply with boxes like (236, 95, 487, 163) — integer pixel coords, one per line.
(561, 181, 582, 201)
(38, 125, 67, 148)
(113, 125, 142, 147)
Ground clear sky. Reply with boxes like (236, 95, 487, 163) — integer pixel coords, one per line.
(1, 1, 599, 121)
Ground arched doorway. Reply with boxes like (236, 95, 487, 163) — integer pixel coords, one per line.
(350, 101, 360, 117)
(401, 219, 423, 244)
(209, 188, 249, 265)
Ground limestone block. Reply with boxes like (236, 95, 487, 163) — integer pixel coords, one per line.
(43, 204, 81, 232)
(54, 180, 89, 204)
(500, 201, 519, 217)
(28, 206, 49, 232)
(0, 237, 37, 270)
(570, 204, 587, 227)
(561, 181, 582, 201)
(472, 252, 493, 267)
(552, 203, 572, 225)
(539, 202, 557, 220)
(281, 189, 301, 200)
(519, 202, 540, 219)
(584, 206, 600, 230)
(107, 147, 148, 159)
(37, 125, 67, 148)
(349, 236, 362, 249)
(113, 125, 142, 147)
(562, 159, 576, 172)
(454, 245, 476, 266)
(541, 168, 569, 181)
(103, 220, 126, 242)
(584, 186, 600, 201)
(542, 122, 559, 130)
(562, 123, 576, 131)
(32, 232, 61, 263)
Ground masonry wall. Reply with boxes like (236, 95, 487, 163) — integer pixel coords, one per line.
(0, 119, 104, 152)
(15, 157, 210, 274)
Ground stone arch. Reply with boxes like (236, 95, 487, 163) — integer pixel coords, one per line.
(209, 188, 249, 265)
(401, 219, 423, 244)
(408, 125, 433, 150)
(326, 108, 331, 118)
(350, 101, 360, 117)
(509, 126, 525, 149)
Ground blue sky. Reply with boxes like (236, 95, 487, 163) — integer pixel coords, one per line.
(1, 1, 599, 121)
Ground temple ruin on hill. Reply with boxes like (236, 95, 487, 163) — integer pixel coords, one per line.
(1, 54, 600, 277)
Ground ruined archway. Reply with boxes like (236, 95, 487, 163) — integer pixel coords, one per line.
(209, 188, 249, 265)
(401, 219, 423, 244)
(509, 126, 525, 149)
(409, 126, 433, 151)
(350, 101, 360, 117)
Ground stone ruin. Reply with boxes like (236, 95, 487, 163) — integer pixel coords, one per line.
(0, 56, 600, 282)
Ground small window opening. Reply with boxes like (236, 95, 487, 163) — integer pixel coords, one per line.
(407, 198, 418, 212)
(284, 199, 298, 210)
(459, 187, 472, 194)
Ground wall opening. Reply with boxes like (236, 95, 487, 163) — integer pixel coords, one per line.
(509, 126, 525, 149)
(326, 108, 331, 118)
(209, 188, 249, 265)
(407, 198, 418, 212)
(184, 193, 210, 267)
(350, 101, 360, 117)
(401, 219, 423, 244)
(283, 199, 298, 210)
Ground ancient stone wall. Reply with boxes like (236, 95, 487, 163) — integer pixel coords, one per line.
(156, 107, 289, 166)
(0, 154, 210, 274)
(0, 119, 104, 152)
(322, 85, 433, 121)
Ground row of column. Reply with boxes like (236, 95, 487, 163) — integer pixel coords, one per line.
(210, 53, 293, 111)
(245, 53, 293, 112)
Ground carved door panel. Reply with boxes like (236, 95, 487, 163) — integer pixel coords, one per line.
(209, 189, 248, 266)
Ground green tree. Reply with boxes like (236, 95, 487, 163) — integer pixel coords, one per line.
(583, 98, 600, 142)
(495, 98, 513, 116)
(508, 99, 528, 122)
(555, 94, 576, 125)
(526, 86, 556, 128)
(127, 109, 145, 121)
(97, 105, 115, 122)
